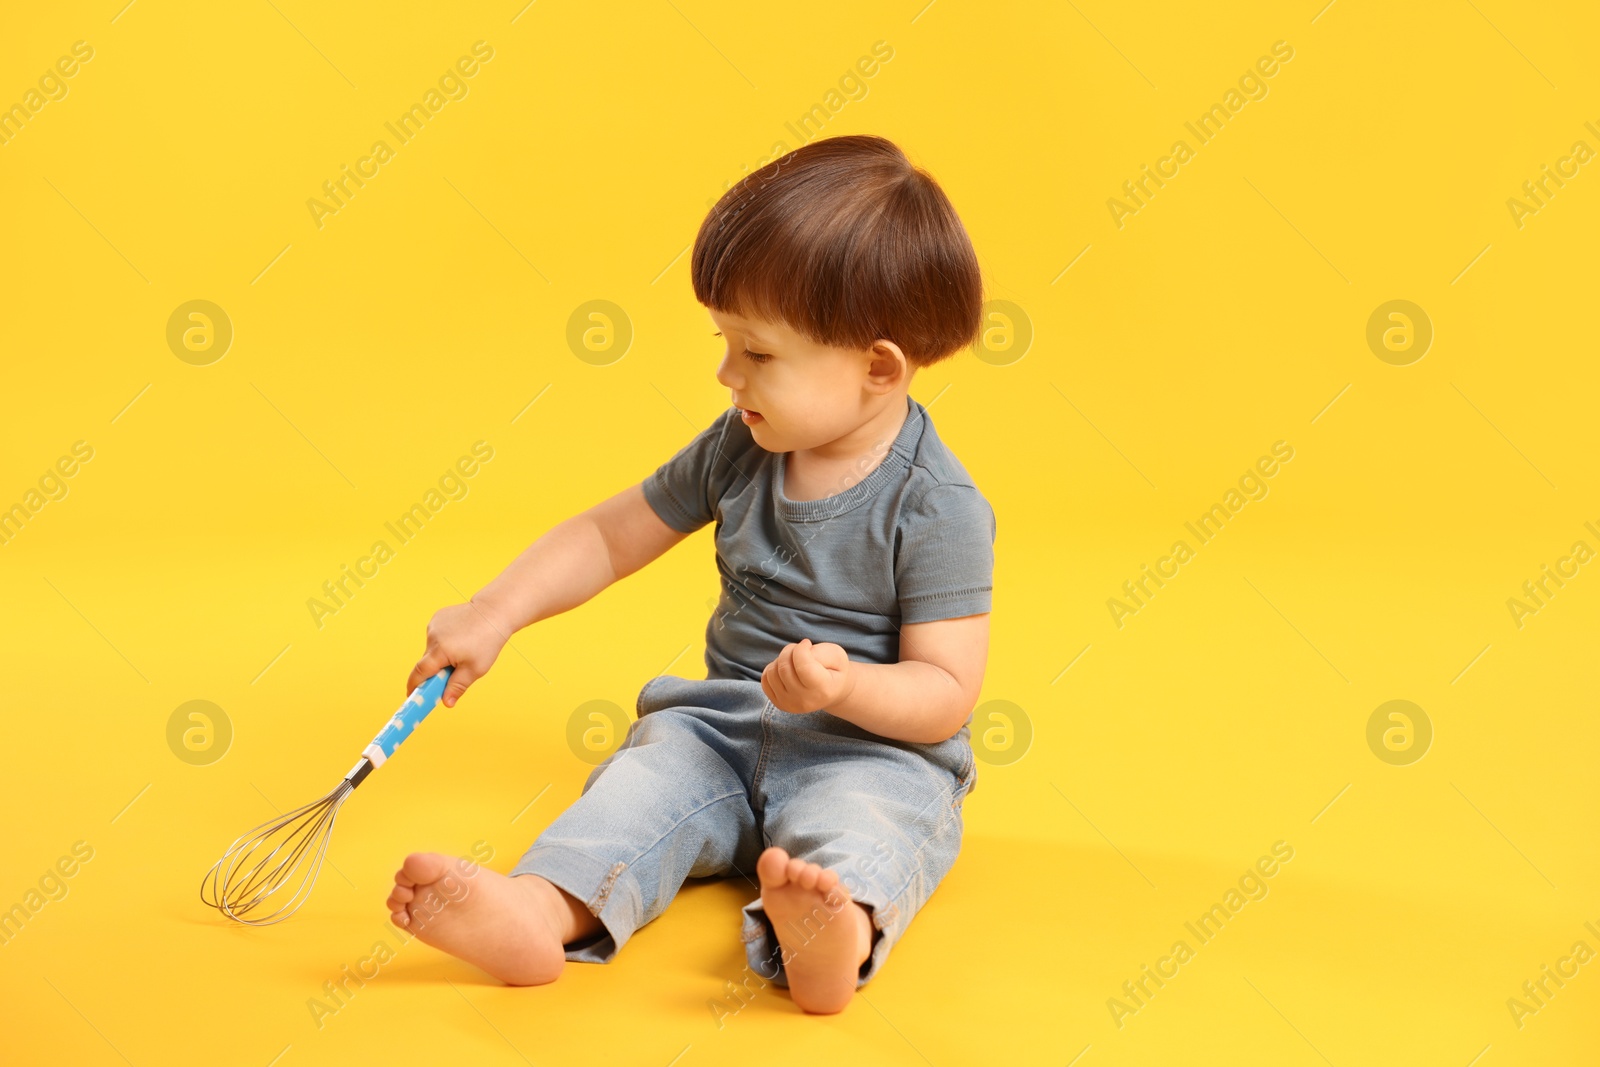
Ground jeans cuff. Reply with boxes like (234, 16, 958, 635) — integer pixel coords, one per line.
(510, 843, 642, 964)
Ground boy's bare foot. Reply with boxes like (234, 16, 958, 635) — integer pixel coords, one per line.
(385, 852, 600, 986)
(756, 845, 876, 1014)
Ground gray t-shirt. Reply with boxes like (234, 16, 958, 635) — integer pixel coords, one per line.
(642, 394, 996, 683)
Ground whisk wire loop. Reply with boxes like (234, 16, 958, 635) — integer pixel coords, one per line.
(200, 779, 355, 926)
(199, 663, 455, 925)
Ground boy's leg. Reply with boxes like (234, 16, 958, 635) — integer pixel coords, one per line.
(742, 717, 976, 991)
(512, 685, 764, 965)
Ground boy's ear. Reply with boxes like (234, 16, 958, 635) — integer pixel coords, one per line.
(863, 339, 909, 394)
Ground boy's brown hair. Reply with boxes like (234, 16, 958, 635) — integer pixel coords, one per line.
(691, 134, 983, 369)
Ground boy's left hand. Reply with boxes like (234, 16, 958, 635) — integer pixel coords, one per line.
(761, 638, 856, 714)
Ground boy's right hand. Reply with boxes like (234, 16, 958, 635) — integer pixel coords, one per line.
(407, 600, 512, 708)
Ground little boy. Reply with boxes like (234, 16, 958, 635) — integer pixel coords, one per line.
(386, 134, 996, 1015)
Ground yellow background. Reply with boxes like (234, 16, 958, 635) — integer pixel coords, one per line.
(2, 0, 1597, 1063)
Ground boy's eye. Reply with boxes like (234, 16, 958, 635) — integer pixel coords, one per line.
(712, 331, 770, 363)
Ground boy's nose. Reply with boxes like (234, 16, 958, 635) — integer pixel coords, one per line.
(715, 356, 739, 389)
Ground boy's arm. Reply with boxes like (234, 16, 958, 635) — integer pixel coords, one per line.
(762, 614, 989, 745)
(472, 481, 691, 634)
(410, 480, 693, 704)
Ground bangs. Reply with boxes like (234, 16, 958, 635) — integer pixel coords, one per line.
(691, 135, 983, 367)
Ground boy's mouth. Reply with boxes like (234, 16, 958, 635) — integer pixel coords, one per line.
(737, 406, 763, 425)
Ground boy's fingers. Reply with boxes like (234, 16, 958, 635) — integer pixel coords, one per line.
(793, 642, 827, 688)
(408, 649, 448, 694)
(776, 646, 801, 692)
(441, 663, 478, 707)
(812, 642, 848, 671)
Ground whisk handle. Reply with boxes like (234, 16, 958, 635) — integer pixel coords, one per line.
(349, 666, 455, 782)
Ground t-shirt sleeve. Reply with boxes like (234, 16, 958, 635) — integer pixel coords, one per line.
(895, 482, 997, 624)
(641, 408, 741, 534)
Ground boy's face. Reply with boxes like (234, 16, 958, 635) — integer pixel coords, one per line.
(707, 307, 907, 454)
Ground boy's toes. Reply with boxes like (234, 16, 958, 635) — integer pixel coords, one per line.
(758, 845, 793, 886)
(760, 848, 846, 904)
(400, 851, 456, 885)
(789, 857, 820, 889)
(386, 883, 414, 910)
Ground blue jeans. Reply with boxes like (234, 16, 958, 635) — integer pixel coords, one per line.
(509, 674, 977, 988)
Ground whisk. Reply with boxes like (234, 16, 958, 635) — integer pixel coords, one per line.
(201, 666, 454, 925)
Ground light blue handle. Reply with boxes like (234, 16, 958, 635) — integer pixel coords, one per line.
(366, 666, 454, 763)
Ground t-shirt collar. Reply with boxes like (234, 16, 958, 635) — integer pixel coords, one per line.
(775, 394, 925, 523)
